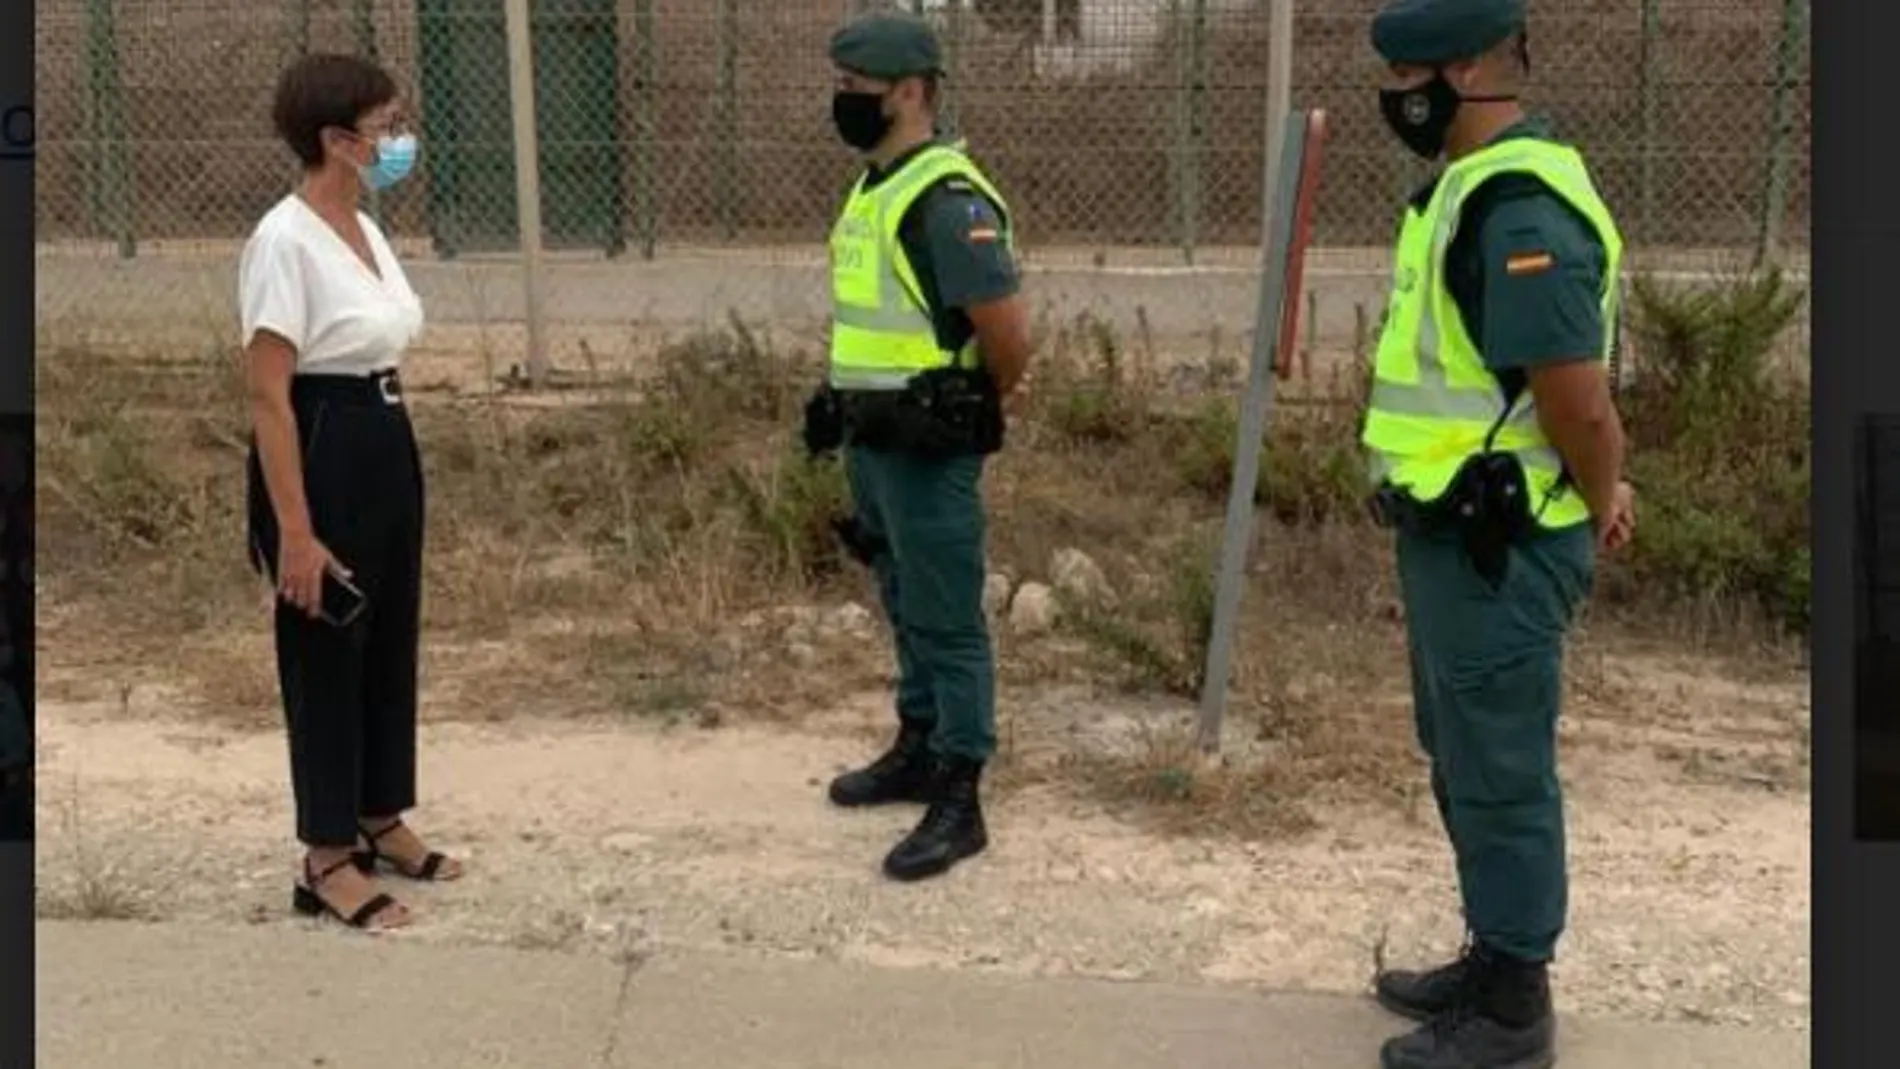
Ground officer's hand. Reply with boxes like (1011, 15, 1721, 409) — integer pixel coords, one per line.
(279, 530, 347, 618)
(1598, 481, 1636, 553)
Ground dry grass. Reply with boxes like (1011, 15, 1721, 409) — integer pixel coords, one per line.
(35, 778, 161, 922)
(35, 281, 1809, 840)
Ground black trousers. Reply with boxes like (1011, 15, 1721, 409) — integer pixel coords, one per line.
(247, 373, 425, 848)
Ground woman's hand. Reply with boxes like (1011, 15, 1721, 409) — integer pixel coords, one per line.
(278, 529, 346, 617)
(1597, 481, 1636, 553)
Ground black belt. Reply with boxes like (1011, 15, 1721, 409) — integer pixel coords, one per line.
(1368, 484, 1441, 533)
(291, 370, 404, 407)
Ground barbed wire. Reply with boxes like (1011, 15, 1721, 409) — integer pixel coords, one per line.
(39, 0, 1808, 265)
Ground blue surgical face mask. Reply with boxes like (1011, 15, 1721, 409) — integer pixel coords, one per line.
(360, 133, 418, 191)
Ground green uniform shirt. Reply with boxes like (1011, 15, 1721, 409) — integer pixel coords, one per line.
(1419, 117, 1609, 396)
(858, 141, 1022, 355)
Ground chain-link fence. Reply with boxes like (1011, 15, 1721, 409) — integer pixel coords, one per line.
(39, 0, 1809, 266)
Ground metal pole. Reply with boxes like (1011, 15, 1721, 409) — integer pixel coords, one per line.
(1169, 0, 1189, 260)
(633, 0, 657, 259)
(1636, 0, 1659, 245)
(1178, 0, 1207, 264)
(1260, 0, 1293, 252)
(1755, 0, 1806, 269)
(715, 0, 739, 240)
(941, 0, 966, 135)
(1197, 112, 1309, 754)
(504, 0, 550, 388)
(353, 0, 382, 224)
(289, 0, 310, 57)
(86, 0, 134, 259)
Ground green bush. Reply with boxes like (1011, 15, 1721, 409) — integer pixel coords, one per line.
(1609, 269, 1810, 632)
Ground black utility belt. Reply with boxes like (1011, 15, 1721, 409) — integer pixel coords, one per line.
(833, 369, 1003, 459)
(1367, 485, 1447, 533)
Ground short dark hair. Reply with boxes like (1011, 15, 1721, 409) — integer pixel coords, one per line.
(271, 52, 398, 168)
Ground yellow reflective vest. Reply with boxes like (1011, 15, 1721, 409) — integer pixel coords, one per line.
(827, 143, 1012, 391)
(1360, 137, 1624, 532)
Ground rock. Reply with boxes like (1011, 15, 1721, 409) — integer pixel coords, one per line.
(1050, 547, 1114, 606)
(1010, 583, 1059, 635)
(788, 642, 818, 667)
(983, 573, 1014, 620)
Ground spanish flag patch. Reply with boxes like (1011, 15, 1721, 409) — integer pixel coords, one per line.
(1504, 251, 1555, 276)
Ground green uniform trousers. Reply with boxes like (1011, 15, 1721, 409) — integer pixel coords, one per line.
(845, 445, 996, 762)
(1396, 521, 1595, 963)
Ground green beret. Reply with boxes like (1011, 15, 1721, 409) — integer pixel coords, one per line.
(829, 11, 943, 81)
(1371, 0, 1526, 66)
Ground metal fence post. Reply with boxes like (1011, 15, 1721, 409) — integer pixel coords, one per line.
(504, 0, 550, 388)
(85, 0, 135, 259)
(715, 0, 740, 240)
(1755, 0, 1807, 270)
(1260, 0, 1293, 253)
(1637, 0, 1660, 245)
(633, 0, 658, 260)
(940, 0, 966, 137)
(353, 0, 382, 224)
(1171, 0, 1208, 264)
(289, 0, 310, 58)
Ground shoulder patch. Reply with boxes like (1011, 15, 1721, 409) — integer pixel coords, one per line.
(1504, 250, 1556, 276)
(963, 199, 1000, 242)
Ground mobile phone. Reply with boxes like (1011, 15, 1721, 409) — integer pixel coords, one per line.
(319, 568, 368, 628)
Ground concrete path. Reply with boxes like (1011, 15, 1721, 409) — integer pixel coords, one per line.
(37, 921, 1808, 1069)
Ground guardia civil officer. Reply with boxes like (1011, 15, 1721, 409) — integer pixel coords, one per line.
(1356, 2, 1637, 1066)
(241, 53, 464, 931)
(803, 12, 1033, 882)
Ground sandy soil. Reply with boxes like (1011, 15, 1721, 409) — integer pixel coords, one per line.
(34, 650, 1809, 1033)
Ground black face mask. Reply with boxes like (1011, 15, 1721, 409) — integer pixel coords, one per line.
(1378, 71, 1517, 160)
(832, 90, 893, 152)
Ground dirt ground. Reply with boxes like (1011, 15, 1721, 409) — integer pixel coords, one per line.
(34, 639, 1810, 1033)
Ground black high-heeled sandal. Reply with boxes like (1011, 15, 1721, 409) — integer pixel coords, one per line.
(291, 854, 405, 929)
(351, 819, 459, 882)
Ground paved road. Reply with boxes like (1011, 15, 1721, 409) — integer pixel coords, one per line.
(38, 920, 1807, 1069)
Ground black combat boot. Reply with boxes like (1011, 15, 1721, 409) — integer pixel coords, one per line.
(1375, 937, 1477, 1022)
(1379, 944, 1556, 1069)
(882, 756, 988, 881)
(828, 719, 937, 807)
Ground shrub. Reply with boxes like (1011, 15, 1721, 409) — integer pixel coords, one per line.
(1608, 269, 1810, 632)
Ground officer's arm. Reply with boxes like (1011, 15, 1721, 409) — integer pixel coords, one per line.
(1477, 194, 1627, 527)
(920, 184, 1032, 395)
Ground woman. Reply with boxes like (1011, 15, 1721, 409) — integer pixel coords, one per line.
(241, 52, 462, 931)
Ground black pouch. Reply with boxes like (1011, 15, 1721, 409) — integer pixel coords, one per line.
(1438, 451, 1535, 589)
(830, 515, 886, 567)
(802, 384, 845, 459)
(897, 368, 1005, 459)
(1434, 381, 1539, 589)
